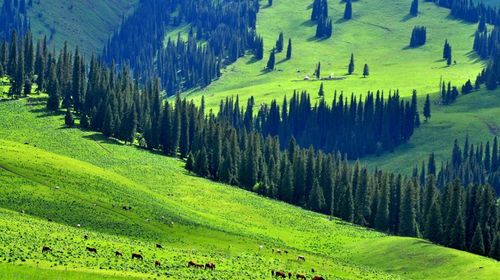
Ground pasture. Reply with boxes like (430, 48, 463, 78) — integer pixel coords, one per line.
(0, 96, 498, 279)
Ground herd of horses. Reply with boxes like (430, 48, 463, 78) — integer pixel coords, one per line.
(41, 241, 326, 279)
(41, 242, 215, 271)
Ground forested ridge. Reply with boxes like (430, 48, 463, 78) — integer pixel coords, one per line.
(103, 0, 260, 96)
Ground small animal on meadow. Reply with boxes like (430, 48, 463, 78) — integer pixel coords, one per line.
(297, 255, 305, 262)
(205, 262, 216, 270)
(311, 268, 316, 273)
(155, 260, 161, 267)
(276, 249, 282, 254)
(132, 253, 143, 260)
(156, 243, 163, 249)
(274, 271, 287, 278)
(258, 245, 263, 251)
(86, 247, 97, 253)
(47, 218, 53, 222)
(288, 272, 292, 278)
(188, 260, 203, 268)
(83, 235, 88, 240)
(296, 273, 306, 280)
(115, 251, 122, 257)
(284, 250, 288, 254)
(312, 276, 325, 280)
(42, 246, 52, 253)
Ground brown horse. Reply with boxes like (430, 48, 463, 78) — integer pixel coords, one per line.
(188, 260, 203, 269)
(312, 276, 325, 280)
(296, 274, 306, 280)
(132, 253, 143, 260)
(155, 260, 161, 267)
(86, 247, 97, 253)
(115, 251, 123, 257)
(205, 262, 216, 270)
(42, 246, 51, 253)
(156, 243, 163, 249)
(274, 271, 286, 278)
(297, 255, 306, 262)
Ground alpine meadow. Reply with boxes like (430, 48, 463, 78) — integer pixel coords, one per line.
(0, 0, 500, 279)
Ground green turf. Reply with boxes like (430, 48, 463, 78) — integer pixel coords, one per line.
(0, 0, 138, 56)
(0, 96, 498, 279)
(184, 0, 485, 110)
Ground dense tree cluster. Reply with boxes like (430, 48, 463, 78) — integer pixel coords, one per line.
(434, 0, 500, 25)
(0, 30, 35, 98)
(311, 0, 332, 38)
(409, 26, 427, 47)
(440, 81, 459, 105)
(433, 136, 500, 196)
(216, 90, 421, 159)
(475, 49, 500, 90)
(103, 0, 261, 96)
(0, 0, 30, 41)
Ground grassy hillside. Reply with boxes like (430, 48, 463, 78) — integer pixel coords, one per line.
(0, 0, 138, 56)
(363, 88, 500, 173)
(185, 0, 484, 110)
(0, 96, 498, 279)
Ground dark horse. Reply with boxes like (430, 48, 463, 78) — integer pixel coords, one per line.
(132, 253, 143, 260)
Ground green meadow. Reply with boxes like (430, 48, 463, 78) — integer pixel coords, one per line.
(0, 96, 498, 279)
(185, 0, 485, 110)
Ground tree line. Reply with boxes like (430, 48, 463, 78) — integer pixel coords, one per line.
(103, 0, 261, 96)
(0, 0, 30, 41)
(215, 90, 423, 159)
(432, 136, 500, 196)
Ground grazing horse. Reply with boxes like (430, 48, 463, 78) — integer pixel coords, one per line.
(86, 247, 97, 253)
(296, 273, 306, 280)
(312, 276, 325, 280)
(311, 268, 315, 273)
(274, 271, 286, 278)
(276, 249, 282, 254)
(156, 243, 163, 249)
(188, 260, 203, 269)
(132, 253, 143, 260)
(205, 262, 216, 270)
(42, 246, 51, 253)
(155, 260, 161, 267)
(115, 251, 123, 257)
(288, 272, 292, 278)
(297, 255, 305, 262)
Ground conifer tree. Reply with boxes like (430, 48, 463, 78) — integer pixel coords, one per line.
(318, 82, 324, 97)
(363, 64, 369, 77)
(65, 108, 75, 128)
(276, 32, 284, 52)
(309, 178, 326, 212)
(425, 199, 444, 243)
(315, 62, 321, 79)
(348, 53, 355, 75)
(470, 224, 485, 255)
(344, 0, 352, 20)
(186, 152, 195, 172)
(423, 94, 431, 121)
(286, 38, 292, 60)
(410, 0, 419, 16)
(266, 49, 276, 71)
(399, 180, 419, 237)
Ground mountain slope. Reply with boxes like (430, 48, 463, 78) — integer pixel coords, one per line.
(0, 0, 138, 55)
(186, 0, 484, 110)
(0, 97, 498, 279)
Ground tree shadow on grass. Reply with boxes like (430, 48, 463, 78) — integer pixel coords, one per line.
(401, 14, 415, 22)
(246, 56, 260, 65)
(301, 20, 316, 27)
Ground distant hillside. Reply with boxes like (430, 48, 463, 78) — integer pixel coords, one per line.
(186, 0, 484, 110)
(0, 0, 138, 56)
